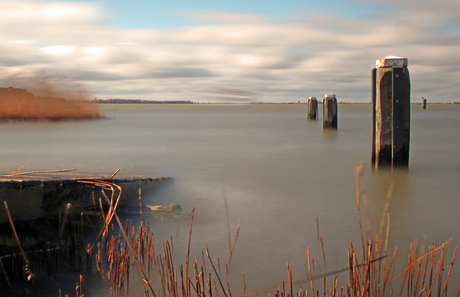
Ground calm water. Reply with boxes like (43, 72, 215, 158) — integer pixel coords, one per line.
(1, 103, 460, 295)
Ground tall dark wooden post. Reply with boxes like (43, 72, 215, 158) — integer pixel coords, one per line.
(307, 96, 318, 120)
(323, 94, 337, 129)
(422, 97, 427, 109)
(371, 56, 410, 169)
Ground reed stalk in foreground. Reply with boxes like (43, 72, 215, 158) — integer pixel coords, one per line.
(5, 166, 455, 297)
(264, 165, 458, 297)
(87, 164, 458, 297)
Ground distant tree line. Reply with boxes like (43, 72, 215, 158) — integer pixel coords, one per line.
(93, 99, 194, 104)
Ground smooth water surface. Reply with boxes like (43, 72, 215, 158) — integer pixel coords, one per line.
(1, 103, 459, 296)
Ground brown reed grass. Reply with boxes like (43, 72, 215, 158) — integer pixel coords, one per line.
(262, 164, 458, 297)
(3, 166, 457, 297)
(78, 164, 458, 297)
(70, 180, 242, 297)
(0, 87, 100, 121)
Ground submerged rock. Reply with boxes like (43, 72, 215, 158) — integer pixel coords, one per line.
(146, 204, 182, 213)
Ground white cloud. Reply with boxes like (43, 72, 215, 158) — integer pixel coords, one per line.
(42, 45, 74, 55)
(187, 11, 266, 24)
(83, 47, 107, 55)
(0, 1, 102, 23)
(168, 23, 322, 46)
(0, 0, 458, 102)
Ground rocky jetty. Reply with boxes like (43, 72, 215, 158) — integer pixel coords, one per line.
(0, 176, 174, 224)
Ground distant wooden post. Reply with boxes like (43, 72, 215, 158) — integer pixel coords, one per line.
(371, 56, 410, 169)
(307, 97, 318, 120)
(422, 97, 427, 109)
(323, 94, 337, 129)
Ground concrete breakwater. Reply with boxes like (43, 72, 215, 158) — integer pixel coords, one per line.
(0, 176, 173, 225)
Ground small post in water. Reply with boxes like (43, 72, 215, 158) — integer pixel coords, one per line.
(307, 97, 318, 120)
(422, 97, 427, 109)
(322, 94, 337, 129)
(371, 56, 411, 169)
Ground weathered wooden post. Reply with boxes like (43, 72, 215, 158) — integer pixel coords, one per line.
(371, 56, 410, 168)
(307, 96, 318, 120)
(422, 97, 427, 109)
(323, 94, 337, 129)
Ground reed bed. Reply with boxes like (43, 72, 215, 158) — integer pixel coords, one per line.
(1, 166, 458, 297)
(82, 185, 233, 297)
(266, 164, 458, 297)
(87, 171, 458, 297)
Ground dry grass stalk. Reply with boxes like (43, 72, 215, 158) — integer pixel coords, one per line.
(356, 164, 366, 263)
(228, 219, 240, 267)
(206, 246, 229, 297)
(441, 246, 457, 296)
(186, 207, 195, 297)
(213, 277, 221, 297)
(316, 217, 320, 241)
(287, 262, 293, 297)
(1, 168, 78, 179)
(77, 180, 126, 242)
(307, 248, 315, 297)
(3, 202, 32, 279)
(5, 166, 457, 297)
(140, 188, 145, 225)
(267, 238, 455, 297)
(319, 236, 326, 270)
(223, 190, 232, 254)
(0, 256, 11, 289)
(259, 165, 458, 297)
(100, 185, 157, 297)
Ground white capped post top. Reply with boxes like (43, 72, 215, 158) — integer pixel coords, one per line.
(325, 94, 336, 99)
(309, 96, 316, 100)
(376, 56, 408, 68)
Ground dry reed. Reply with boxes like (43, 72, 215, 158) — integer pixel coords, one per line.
(82, 168, 460, 297)
(2, 166, 458, 297)
(261, 164, 458, 297)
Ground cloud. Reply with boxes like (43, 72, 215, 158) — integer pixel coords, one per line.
(0, 0, 458, 102)
(42, 45, 75, 55)
(186, 11, 266, 24)
(145, 68, 216, 79)
(0, 2, 105, 43)
(168, 23, 323, 46)
(201, 87, 258, 102)
(0, 1, 102, 23)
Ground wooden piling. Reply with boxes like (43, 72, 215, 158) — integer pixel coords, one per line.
(422, 97, 427, 109)
(307, 97, 318, 120)
(371, 56, 410, 168)
(322, 94, 337, 129)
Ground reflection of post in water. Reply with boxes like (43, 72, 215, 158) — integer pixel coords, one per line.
(368, 167, 410, 210)
(371, 56, 410, 169)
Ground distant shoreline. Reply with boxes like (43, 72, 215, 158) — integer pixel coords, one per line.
(93, 99, 460, 105)
(93, 99, 194, 104)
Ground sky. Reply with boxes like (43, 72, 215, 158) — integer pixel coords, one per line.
(0, 0, 459, 103)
